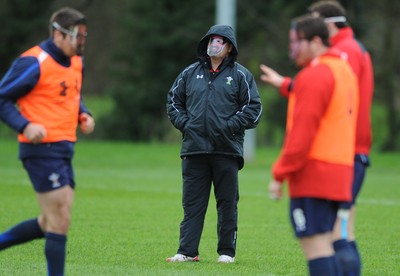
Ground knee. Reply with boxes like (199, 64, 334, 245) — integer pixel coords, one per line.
(59, 211, 71, 233)
(334, 245, 359, 275)
(56, 206, 71, 233)
(43, 207, 71, 234)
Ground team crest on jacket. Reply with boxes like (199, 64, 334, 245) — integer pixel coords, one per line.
(226, 76, 233, 85)
(48, 172, 61, 188)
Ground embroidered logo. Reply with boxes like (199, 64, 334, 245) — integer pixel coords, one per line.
(48, 173, 61, 189)
(226, 76, 233, 85)
(293, 208, 306, 232)
(59, 81, 68, 96)
(196, 75, 204, 79)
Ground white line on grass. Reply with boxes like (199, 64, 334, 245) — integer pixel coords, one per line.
(358, 198, 400, 206)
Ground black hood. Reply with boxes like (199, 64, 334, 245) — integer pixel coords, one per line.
(197, 24, 238, 61)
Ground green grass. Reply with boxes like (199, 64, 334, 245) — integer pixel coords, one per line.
(0, 139, 399, 275)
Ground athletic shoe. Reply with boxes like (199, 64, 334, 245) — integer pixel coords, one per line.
(218, 255, 235, 263)
(166, 254, 199, 262)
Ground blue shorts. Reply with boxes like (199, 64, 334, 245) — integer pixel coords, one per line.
(340, 154, 370, 209)
(22, 158, 75, 193)
(290, 198, 339, 238)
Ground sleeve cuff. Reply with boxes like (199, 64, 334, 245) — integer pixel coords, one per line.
(279, 77, 293, 98)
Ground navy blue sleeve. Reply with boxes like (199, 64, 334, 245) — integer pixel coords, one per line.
(79, 100, 90, 115)
(0, 56, 40, 133)
(78, 61, 92, 117)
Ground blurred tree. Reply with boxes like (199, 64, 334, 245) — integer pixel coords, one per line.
(1, 0, 399, 150)
(237, 0, 314, 146)
(366, 0, 400, 151)
(342, 0, 400, 151)
(100, 0, 313, 142)
(0, 0, 52, 74)
(101, 0, 214, 140)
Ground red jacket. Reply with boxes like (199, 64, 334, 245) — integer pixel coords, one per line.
(330, 27, 374, 154)
(273, 50, 358, 201)
(280, 28, 374, 154)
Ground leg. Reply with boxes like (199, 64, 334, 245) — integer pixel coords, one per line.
(332, 155, 368, 276)
(37, 185, 74, 276)
(177, 155, 212, 257)
(0, 218, 44, 250)
(300, 233, 334, 261)
(345, 156, 369, 274)
(36, 185, 74, 234)
(347, 155, 368, 242)
(333, 157, 367, 241)
(212, 155, 239, 257)
(290, 198, 341, 275)
(19, 157, 76, 276)
(301, 234, 339, 276)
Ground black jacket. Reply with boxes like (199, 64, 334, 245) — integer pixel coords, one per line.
(167, 25, 262, 168)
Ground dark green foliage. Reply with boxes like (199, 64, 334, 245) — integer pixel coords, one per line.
(101, 0, 214, 140)
(0, 0, 399, 150)
(0, 0, 52, 73)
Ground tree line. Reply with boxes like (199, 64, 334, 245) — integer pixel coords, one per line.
(1, 0, 399, 151)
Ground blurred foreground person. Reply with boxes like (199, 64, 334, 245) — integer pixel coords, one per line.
(0, 7, 95, 276)
(166, 24, 262, 263)
(261, 15, 358, 275)
(308, 2, 374, 275)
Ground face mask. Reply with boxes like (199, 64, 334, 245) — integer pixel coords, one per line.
(207, 36, 226, 57)
(52, 22, 87, 56)
(288, 29, 301, 62)
(71, 25, 87, 56)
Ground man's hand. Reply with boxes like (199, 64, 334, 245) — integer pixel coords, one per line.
(79, 113, 95, 134)
(260, 64, 284, 88)
(269, 179, 283, 200)
(23, 123, 47, 144)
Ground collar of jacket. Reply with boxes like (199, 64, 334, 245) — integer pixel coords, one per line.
(39, 39, 72, 67)
(199, 56, 235, 71)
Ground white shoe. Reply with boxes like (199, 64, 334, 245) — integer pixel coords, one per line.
(166, 253, 199, 262)
(218, 255, 235, 263)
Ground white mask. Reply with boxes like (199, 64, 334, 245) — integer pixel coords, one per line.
(207, 36, 226, 57)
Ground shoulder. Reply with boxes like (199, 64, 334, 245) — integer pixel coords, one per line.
(0, 55, 41, 95)
(172, 62, 201, 87)
(180, 62, 201, 76)
(296, 63, 334, 92)
(234, 62, 249, 72)
(337, 39, 363, 56)
(21, 45, 42, 57)
(334, 34, 366, 66)
(234, 62, 254, 78)
(300, 62, 333, 80)
(9, 55, 41, 75)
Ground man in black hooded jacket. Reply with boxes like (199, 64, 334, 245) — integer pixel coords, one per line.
(166, 24, 262, 263)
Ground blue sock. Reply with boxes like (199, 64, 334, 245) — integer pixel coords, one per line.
(349, 241, 361, 274)
(308, 256, 338, 276)
(45, 232, 67, 276)
(0, 218, 44, 250)
(333, 239, 359, 276)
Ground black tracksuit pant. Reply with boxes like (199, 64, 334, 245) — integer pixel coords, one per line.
(177, 154, 239, 258)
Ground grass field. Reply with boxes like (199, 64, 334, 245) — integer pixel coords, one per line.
(0, 139, 399, 275)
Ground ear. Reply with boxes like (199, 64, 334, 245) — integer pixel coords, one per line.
(52, 29, 65, 46)
(53, 29, 62, 40)
(311, 36, 323, 45)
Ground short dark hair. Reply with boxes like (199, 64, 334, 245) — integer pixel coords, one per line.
(308, 1, 348, 28)
(292, 15, 330, 47)
(49, 7, 86, 37)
